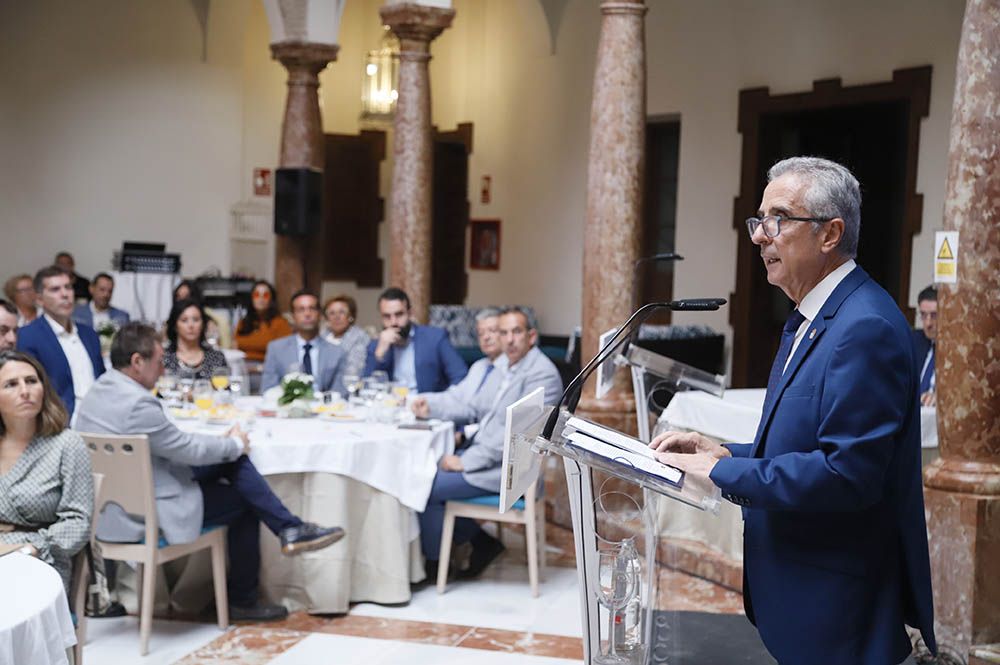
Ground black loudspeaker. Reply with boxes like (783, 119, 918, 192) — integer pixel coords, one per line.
(274, 167, 322, 236)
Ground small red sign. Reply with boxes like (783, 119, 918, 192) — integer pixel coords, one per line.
(253, 168, 272, 197)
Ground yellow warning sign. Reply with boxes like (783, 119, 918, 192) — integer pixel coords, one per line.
(934, 231, 958, 284)
(937, 237, 954, 260)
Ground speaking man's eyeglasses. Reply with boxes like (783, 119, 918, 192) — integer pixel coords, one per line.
(745, 215, 833, 238)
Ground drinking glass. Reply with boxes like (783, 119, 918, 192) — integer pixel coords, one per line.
(211, 367, 230, 391)
(229, 374, 244, 400)
(593, 542, 639, 665)
(343, 374, 362, 401)
(193, 379, 214, 411)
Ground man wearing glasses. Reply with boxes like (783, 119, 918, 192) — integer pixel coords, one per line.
(650, 157, 936, 665)
(913, 285, 937, 406)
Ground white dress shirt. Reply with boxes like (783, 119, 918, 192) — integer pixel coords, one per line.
(90, 303, 111, 331)
(295, 335, 321, 376)
(785, 259, 857, 372)
(44, 313, 95, 401)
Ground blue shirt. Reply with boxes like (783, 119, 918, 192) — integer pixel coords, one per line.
(391, 328, 418, 390)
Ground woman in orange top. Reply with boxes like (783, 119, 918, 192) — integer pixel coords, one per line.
(235, 281, 292, 362)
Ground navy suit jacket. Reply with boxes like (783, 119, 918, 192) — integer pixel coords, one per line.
(363, 324, 467, 393)
(710, 267, 936, 665)
(17, 316, 106, 417)
(72, 303, 130, 329)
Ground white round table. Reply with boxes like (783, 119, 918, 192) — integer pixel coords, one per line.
(0, 553, 77, 665)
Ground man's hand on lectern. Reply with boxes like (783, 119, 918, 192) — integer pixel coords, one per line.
(653, 451, 720, 479)
(649, 430, 731, 460)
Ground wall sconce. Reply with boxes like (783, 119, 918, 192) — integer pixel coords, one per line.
(360, 26, 400, 127)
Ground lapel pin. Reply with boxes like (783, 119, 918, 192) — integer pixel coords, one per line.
(809, 329, 816, 340)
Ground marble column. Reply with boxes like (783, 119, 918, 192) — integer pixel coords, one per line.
(270, 41, 339, 309)
(380, 3, 454, 323)
(923, 0, 1000, 659)
(576, 0, 647, 435)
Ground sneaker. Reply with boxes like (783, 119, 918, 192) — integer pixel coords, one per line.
(456, 532, 505, 579)
(279, 522, 345, 556)
(228, 601, 289, 622)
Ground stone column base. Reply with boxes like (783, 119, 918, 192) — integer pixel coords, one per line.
(926, 487, 1000, 657)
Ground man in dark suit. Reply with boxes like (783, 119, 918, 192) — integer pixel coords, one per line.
(72, 272, 130, 331)
(652, 157, 936, 665)
(912, 284, 937, 406)
(17, 265, 105, 417)
(363, 287, 467, 393)
(0, 299, 17, 351)
(54, 251, 91, 303)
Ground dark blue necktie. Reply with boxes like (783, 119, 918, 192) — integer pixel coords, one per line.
(475, 363, 495, 393)
(764, 309, 807, 405)
(919, 344, 935, 393)
(302, 342, 313, 376)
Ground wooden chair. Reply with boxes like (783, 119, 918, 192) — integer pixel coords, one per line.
(79, 433, 229, 656)
(68, 472, 103, 665)
(436, 480, 546, 597)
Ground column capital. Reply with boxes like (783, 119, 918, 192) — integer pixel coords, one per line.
(600, 1, 648, 16)
(380, 3, 455, 47)
(270, 40, 340, 70)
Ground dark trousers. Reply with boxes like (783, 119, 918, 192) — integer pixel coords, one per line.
(418, 470, 490, 560)
(194, 456, 300, 606)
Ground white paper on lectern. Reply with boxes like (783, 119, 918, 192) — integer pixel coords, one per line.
(594, 327, 619, 400)
(499, 387, 547, 513)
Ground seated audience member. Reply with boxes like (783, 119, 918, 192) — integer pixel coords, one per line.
(0, 300, 18, 351)
(0, 351, 93, 596)
(364, 288, 467, 392)
(262, 290, 345, 393)
(418, 306, 562, 580)
(73, 272, 130, 331)
(913, 285, 937, 407)
(172, 279, 229, 349)
(323, 295, 371, 378)
(235, 280, 292, 362)
(75, 323, 344, 621)
(54, 251, 91, 303)
(163, 299, 229, 381)
(411, 308, 505, 429)
(17, 266, 105, 418)
(4, 274, 40, 326)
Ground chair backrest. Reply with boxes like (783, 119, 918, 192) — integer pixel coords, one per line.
(79, 432, 158, 545)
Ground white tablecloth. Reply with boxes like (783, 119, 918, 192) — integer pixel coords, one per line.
(171, 401, 454, 612)
(0, 553, 76, 665)
(660, 388, 939, 448)
(109, 271, 179, 328)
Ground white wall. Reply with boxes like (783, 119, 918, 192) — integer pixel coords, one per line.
(0, 0, 966, 351)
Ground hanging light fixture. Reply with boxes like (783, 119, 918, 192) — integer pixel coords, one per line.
(360, 26, 400, 126)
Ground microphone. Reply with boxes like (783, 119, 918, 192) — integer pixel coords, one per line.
(542, 298, 727, 439)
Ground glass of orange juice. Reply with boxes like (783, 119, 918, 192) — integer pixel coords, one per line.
(211, 367, 230, 392)
(391, 383, 409, 406)
(193, 379, 214, 411)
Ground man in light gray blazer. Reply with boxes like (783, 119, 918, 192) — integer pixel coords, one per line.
(262, 290, 346, 394)
(418, 306, 562, 580)
(76, 323, 344, 621)
(411, 307, 507, 430)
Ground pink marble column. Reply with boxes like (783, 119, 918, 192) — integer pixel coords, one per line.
(923, 0, 1000, 658)
(380, 3, 454, 323)
(576, 0, 647, 434)
(270, 41, 339, 309)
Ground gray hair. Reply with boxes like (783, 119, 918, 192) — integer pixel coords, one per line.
(767, 156, 861, 259)
(475, 307, 501, 323)
(499, 305, 538, 333)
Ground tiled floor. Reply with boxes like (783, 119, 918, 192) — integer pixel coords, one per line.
(81, 523, 744, 664)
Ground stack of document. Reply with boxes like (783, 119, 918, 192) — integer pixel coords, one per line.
(562, 416, 683, 487)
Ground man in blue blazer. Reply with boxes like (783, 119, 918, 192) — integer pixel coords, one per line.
(912, 284, 937, 407)
(652, 158, 936, 665)
(17, 266, 105, 417)
(261, 290, 346, 394)
(72, 272, 130, 330)
(363, 287, 467, 393)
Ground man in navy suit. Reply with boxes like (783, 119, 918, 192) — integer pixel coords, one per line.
(912, 285, 937, 407)
(72, 272, 130, 331)
(652, 157, 936, 665)
(363, 287, 467, 392)
(17, 265, 105, 417)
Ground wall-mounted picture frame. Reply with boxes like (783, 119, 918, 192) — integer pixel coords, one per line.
(469, 219, 501, 270)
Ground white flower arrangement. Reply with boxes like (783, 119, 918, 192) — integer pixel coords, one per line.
(279, 372, 315, 406)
